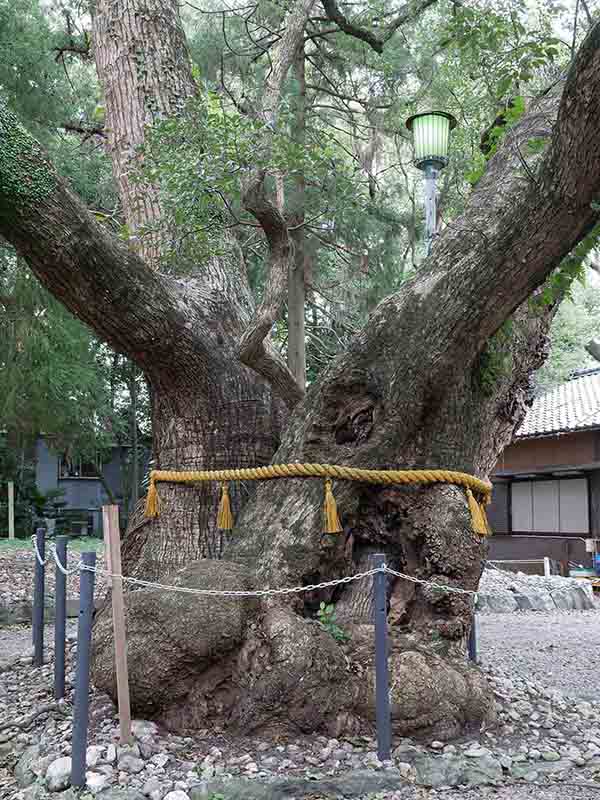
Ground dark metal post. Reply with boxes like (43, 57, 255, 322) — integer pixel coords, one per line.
(54, 536, 69, 699)
(32, 528, 45, 666)
(372, 553, 392, 761)
(468, 614, 478, 663)
(71, 551, 96, 788)
(423, 162, 438, 255)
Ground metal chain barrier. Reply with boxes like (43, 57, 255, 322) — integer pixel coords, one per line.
(77, 560, 478, 600)
(383, 565, 478, 598)
(51, 544, 77, 576)
(31, 535, 48, 566)
(30, 538, 479, 598)
(79, 562, 383, 597)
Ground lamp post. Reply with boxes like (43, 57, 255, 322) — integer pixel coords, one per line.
(406, 111, 457, 254)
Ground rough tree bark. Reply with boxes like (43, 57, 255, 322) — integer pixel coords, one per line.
(0, 2, 599, 741)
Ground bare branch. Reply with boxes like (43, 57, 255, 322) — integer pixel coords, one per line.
(61, 122, 107, 139)
(319, 0, 438, 53)
(53, 32, 91, 62)
(319, 0, 383, 52)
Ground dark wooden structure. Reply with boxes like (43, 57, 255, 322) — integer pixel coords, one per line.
(488, 367, 600, 569)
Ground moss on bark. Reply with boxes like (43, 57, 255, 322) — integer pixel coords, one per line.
(0, 100, 56, 212)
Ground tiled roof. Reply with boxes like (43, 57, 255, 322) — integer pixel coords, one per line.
(517, 367, 600, 438)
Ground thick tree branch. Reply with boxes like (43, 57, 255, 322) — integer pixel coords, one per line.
(259, 0, 315, 125)
(239, 175, 304, 407)
(236, 0, 315, 406)
(0, 101, 213, 382)
(270, 21, 600, 480)
(399, 21, 600, 384)
(319, 0, 438, 53)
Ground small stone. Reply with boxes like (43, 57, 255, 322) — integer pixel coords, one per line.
(86, 771, 110, 793)
(542, 750, 561, 762)
(397, 761, 414, 779)
(106, 745, 117, 764)
(430, 741, 444, 750)
(244, 761, 259, 773)
(46, 756, 72, 791)
(118, 744, 141, 759)
(163, 792, 190, 800)
(151, 754, 170, 769)
(465, 747, 490, 758)
(143, 777, 162, 796)
(119, 754, 145, 774)
(86, 746, 104, 768)
(132, 720, 159, 739)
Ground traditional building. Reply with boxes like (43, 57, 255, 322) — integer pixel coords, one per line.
(488, 367, 600, 569)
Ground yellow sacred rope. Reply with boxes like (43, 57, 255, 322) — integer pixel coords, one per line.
(144, 464, 493, 536)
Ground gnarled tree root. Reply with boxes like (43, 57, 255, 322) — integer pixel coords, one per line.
(91, 559, 494, 741)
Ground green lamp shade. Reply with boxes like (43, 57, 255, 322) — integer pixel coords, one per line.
(405, 111, 457, 169)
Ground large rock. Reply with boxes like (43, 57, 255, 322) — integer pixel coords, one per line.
(45, 756, 72, 791)
(15, 745, 42, 788)
(191, 769, 409, 799)
(477, 568, 596, 614)
(476, 593, 517, 613)
(413, 754, 502, 787)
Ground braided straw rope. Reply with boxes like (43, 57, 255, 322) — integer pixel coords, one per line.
(144, 464, 493, 535)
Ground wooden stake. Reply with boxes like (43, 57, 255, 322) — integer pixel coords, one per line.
(8, 481, 14, 540)
(103, 505, 132, 745)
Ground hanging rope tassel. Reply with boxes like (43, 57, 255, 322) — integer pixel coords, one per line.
(481, 494, 492, 535)
(145, 476, 161, 518)
(217, 481, 234, 531)
(466, 488, 488, 536)
(323, 479, 343, 534)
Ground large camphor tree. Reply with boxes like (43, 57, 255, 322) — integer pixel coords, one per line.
(1, 0, 599, 738)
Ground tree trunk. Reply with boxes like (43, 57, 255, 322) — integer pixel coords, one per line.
(129, 363, 139, 511)
(127, 358, 285, 579)
(93, 0, 195, 266)
(2, 2, 600, 744)
(287, 45, 307, 390)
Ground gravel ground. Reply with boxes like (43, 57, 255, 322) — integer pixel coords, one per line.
(479, 609, 600, 701)
(427, 785, 600, 799)
(0, 621, 78, 661)
(3, 543, 600, 800)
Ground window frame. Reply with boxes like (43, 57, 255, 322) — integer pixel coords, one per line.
(58, 453, 103, 481)
(509, 474, 591, 535)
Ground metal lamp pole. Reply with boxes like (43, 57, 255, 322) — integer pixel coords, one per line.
(423, 162, 439, 255)
(406, 111, 458, 256)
